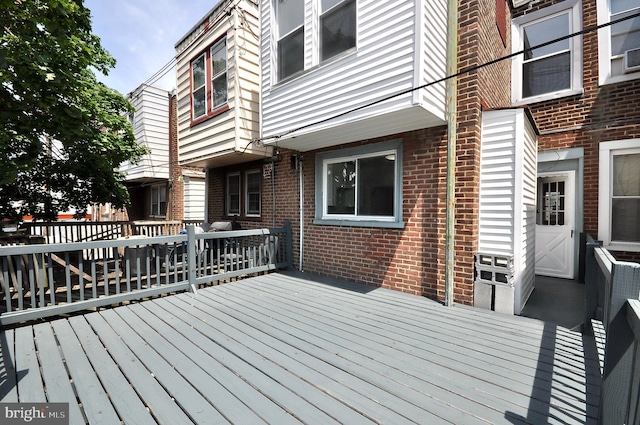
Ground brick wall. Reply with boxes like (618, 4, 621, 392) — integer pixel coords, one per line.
(514, 0, 640, 262)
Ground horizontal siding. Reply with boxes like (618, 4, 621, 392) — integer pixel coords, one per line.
(261, 0, 446, 144)
(479, 111, 516, 255)
(419, 0, 446, 116)
(183, 177, 206, 220)
(176, 0, 262, 166)
(122, 86, 169, 181)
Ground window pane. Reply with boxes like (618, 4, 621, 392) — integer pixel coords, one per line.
(612, 199, 640, 241)
(278, 0, 304, 36)
(612, 0, 640, 14)
(327, 161, 355, 214)
(321, 0, 356, 61)
(246, 172, 261, 215)
(192, 55, 206, 88)
(278, 27, 304, 80)
(357, 155, 395, 216)
(211, 42, 226, 76)
(192, 86, 206, 118)
(523, 51, 571, 97)
(611, 12, 640, 56)
(227, 175, 240, 215)
(212, 74, 227, 108)
(522, 14, 570, 60)
(613, 153, 640, 196)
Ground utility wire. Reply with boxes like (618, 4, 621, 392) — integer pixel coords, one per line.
(254, 10, 640, 145)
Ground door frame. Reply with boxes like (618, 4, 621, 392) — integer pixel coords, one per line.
(536, 148, 584, 280)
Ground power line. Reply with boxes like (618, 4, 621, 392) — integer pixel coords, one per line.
(254, 10, 640, 145)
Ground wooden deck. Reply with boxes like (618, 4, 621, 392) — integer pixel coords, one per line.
(0, 272, 601, 424)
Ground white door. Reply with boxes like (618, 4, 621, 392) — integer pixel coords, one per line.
(535, 171, 575, 279)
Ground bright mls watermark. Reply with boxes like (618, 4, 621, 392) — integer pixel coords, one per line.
(1, 403, 69, 424)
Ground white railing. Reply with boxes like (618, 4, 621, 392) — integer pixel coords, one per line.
(0, 223, 292, 326)
(584, 235, 640, 425)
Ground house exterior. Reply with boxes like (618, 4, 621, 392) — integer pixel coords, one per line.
(120, 84, 205, 222)
(510, 0, 640, 280)
(258, 0, 520, 310)
(174, 0, 269, 225)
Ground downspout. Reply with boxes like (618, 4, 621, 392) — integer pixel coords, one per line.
(444, 0, 458, 307)
(299, 155, 304, 271)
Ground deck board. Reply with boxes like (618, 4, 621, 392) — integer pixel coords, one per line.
(0, 271, 600, 424)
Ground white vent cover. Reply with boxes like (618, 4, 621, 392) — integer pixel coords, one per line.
(512, 0, 532, 7)
(624, 48, 640, 73)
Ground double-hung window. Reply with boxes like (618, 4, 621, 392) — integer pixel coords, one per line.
(315, 140, 402, 227)
(597, 0, 640, 84)
(277, 0, 304, 81)
(511, 0, 582, 103)
(320, 0, 356, 61)
(598, 139, 640, 251)
(226, 173, 241, 216)
(226, 170, 262, 217)
(190, 38, 228, 122)
(150, 185, 167, 217)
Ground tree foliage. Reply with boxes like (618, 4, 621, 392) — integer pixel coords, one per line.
(0, 0, 147, 221)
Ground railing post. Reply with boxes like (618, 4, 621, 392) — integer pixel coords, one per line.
(600, 262, 640, 425)
(584, 241, 602, 335)
(186, 226, 197, 293)
(284, 220, 293, 270)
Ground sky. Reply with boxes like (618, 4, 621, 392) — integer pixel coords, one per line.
(84, 0, 222, 95)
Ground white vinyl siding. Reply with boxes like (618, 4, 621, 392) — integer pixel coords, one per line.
(183, 176, 206, 221)
(120, 85, 170, 181)
(175, 0, 264, 168)
(480, 110, 538, 314)
(260, 0, 447, 151)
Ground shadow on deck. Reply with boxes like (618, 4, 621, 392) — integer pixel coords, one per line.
(0, 271, 601, 424)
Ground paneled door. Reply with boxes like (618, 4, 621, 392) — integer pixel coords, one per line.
(535, 171, 575, 279)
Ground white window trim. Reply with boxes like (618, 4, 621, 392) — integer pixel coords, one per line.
(598, 139, 640, 252)
(597, 0, 640, 86)
(511, 0, 583, 105)
(226, 172, 241, 216)
(314, 139, 404, 228)
(244, 169, 261, 217)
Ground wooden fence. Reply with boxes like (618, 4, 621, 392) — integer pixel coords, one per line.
(0, 222, 292, 326)
(584, 235, 640, 425)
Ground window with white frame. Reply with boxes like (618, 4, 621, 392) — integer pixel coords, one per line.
(315, 140, 402, 226)
(277, 0, 305, 81)
(598, 139, 640, 251)
(245, 170, 261, 216)
(512, 0, 582, 103)
(320, 0, 356, 61)
(150, 184, 167, 217)
(226, 173, 241, 216)
(597, 0, 640, 84)
(190, 38, 227, 122)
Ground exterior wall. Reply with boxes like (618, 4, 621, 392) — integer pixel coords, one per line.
(513, 0, 640, 263)
(183, 175, 206, 220)
(260, 0, 447, 150)
(121, 85, 170, 181)
(175, 0, 263, 167)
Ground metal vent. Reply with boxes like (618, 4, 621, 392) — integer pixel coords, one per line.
(624, 48, 640, 73)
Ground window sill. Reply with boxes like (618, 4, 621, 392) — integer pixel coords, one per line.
(512, 88, 583, 106)
(190, 104, 230, 127)
(599, 72, 640, 87)
(604, 242, 640, 253)
(313, 218, 404, 229)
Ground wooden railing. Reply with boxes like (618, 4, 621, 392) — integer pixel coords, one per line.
(584, 235, 640, 425)
(0, 222, 292, 326)
(20, 220, 194, 245)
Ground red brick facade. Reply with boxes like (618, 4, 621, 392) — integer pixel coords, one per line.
(514, 0, 640, 263)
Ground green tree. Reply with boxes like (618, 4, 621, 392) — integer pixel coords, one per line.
(0, 0, 147, 221)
